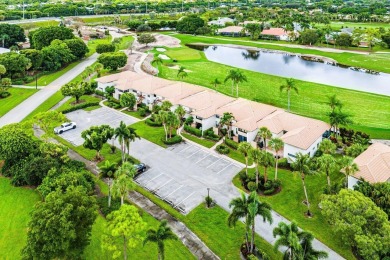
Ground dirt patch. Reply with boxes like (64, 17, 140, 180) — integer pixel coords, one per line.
(142, 53, 158, 75)
(122, 51, 142, 72)
(133, 33, 181, 51)
(166, 65, 192, 72)
(71, 100, 86, 105)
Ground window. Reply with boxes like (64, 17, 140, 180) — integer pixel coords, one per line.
(216, 115, 220, 119)
(288, 153, 296, 158)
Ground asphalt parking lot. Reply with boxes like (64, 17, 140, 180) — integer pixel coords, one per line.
(59, 107, 138, 146)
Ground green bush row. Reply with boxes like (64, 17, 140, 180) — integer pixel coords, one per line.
(145, 118, 162, 127)
(184, 124, 202, 137)
(61, 102, 100, 114)
(224, 138, 239, 150)
(161, 135, 182, 145)
(216, 144, 230, 154)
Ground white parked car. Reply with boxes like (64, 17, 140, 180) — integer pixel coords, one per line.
(54, 122, 77, 134)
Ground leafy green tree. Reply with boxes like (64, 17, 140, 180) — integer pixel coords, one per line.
(238, 142, 252, 176)
(211, 78, 221, 89)
(137, 24, 152, 32)
(96, 43, 116, 54)
(0, 77, 11, 96)
(174, 105, 186, 122)
(299, 29, 319, 45)
(316, 154, 337, 191)
(321, 189, 390, 259)
(257, 126, 272, 150)
(94, 62, 104, 77)
(0, 64, 5, 78)
(259, 151, 275, 183)
(176, 15, 205, 34)
(120, 93, 137, 110)
(345, 143, 365, 158)
(143, 219, 177, 260)
(98, 52, 127, 71)
(291, 153, 313, 216)
(31, 26, 74, 50)
(138, 33, 157, 47)
(112, 162, 136, 205)
(99, 160, 117, 207)
(20, 49, 43, 71)
(32, 110, 67, 139)
(102, 205, 147, 260)
(64, 38, 89, 59)
(354, 181, 390, 218)
(177, 66, 188, 80)
(81, 125, 112, 160)
(318, 139, 336, 155)
(280, 78, 298, 112)
(224, 69, 247, 97)
(160, 100, 173, 111)
(0, 52, 31, 77)
(0, 24, 25, 48)
(269, 138, 284, 180)
(245, 23, 263, 40)
(61, 81, 87, 103)
(335, 33, 352, 48)
(22, 186, 97, 259)
(41, 40, 76, 71)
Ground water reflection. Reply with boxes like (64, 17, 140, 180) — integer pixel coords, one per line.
(188, 44, 390, 96)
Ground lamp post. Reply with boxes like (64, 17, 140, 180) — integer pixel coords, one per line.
(207, 187, 210, 198)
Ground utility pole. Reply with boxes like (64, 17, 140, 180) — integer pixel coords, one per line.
(22, 0, 25, 20)
(182, 0, 184, 13)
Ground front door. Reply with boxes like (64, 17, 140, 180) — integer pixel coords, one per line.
(238, 135, 247, 142)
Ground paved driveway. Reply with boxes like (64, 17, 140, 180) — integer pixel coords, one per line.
(59, 107, 138, 146)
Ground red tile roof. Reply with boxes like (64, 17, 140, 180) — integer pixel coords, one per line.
(261, 28, 288, 36)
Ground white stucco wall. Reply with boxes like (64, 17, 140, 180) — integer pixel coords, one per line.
(284, 136, 323, 162)
(201, 116, 217, 132)
(97, 82, 114, 92)
(348, 176, 360, 190)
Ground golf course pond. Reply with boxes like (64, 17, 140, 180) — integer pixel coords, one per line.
(188, 44, 390, 96)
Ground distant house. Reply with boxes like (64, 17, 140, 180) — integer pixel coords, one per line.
(217, 26, 245, 37)
(260, 28, 291, 41)
(348, 143, 390, 189)
(0, 48, 10, 54)
(208, 17, 235, 27)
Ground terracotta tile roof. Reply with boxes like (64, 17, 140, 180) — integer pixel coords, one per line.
(95, 71, 144, 84)
(216, 98, 279, 132)
(353, 143, 390, 183)
(179, 90, 236, 119)
(218, 26, 244, 33)
(118, 75, 174, 93)
(153, 82, 205, 105)
(261, 28, 288, 36)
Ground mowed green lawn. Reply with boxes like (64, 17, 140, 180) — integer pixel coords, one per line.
(130, 121, 167, 148)
(170, 34, 390, 74)
(0, 177, 40, 259)
(0, 88, 38, 117)
(160, 46, 390, 139)
(233, 167, 354, 260)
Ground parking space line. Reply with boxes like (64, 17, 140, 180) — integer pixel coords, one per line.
(216, 163, 232, 175)
(152, 179, 173, 193)
(186, 148, 201, 158)
(143, 172, 163, 185)
(195, 152, 210, 163)
(163, 185, 183, 200)
(174, 191, 195, 208)
(206, 158, 221, 168)
(176, 144, 192, 153)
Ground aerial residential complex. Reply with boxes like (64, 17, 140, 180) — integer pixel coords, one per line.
(96, 71, 329, 161)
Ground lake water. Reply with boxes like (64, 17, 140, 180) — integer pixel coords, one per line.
(190, 45, 390, 96)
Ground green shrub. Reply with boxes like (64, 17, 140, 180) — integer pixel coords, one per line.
(97, 196, 121, 217)
(263, 188, 275, 195)
(94, 89, 105, 97)
(0, 92, 10, 98)
(185, 116, 194, 125)
(204, 128, 220, 141)
(205, 195, 213, 208)
(278, 158, 290, 169)
(145, 118, 162, 127)
(247, 181, 257, 191)
(225, 138, 239, 150)
(61, 102, 100, 114)
(216, 144, 230, 154)
(161, 135, 182, 145)
(138, 107, 146, 117)
(184, 124, 202, 137)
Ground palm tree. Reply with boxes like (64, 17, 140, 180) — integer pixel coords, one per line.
(99, 160, 117, 207)
(316, 154, 336, 191)
(94, 62, 104, 77)
(291, 153, 313, 216)
(257, 127, 272, 150)
(269, 138, 284, 180)
(112, 162, 136, 205)
(318, 139, 336, 155)
(299, 231, 328, 259)
(224, 69, 237, 96)
(247, 192, 273, 254)
(156, 110, 169, 141)
(167, 112, 180, 138)
(339, 156, 359, 188)
(174, 105, 186, 123)
(238, 142, 253, 176)
(114, 121, 130, 162)
(259, 151, 275, 183)
(211, 78, 221, 89)
(326, 94, 342, 113)
(177, 66, 188, 80)
(228, 192, 252, 250)
(273, 221, 302, 260)
(328, 110, 353, 137)
(250, 148, 261, 187)
(160, 100, 173, 111)
(152, 56, 164, 76)
(143, 220, 176, 260)
(280, 78, 298, 112)
(224, 69, 247, 97)
(124, 126, 140, 160)
(219, 112, 234, 139)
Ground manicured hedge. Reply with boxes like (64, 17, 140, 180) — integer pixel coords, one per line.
(161, 135, 182, 145)
(216, 144, 230, 154)
(145, 118, 162, 127)
(184, 124, 202, 137)
(61, 102, 100, 114)
(224, 138, 239, 150)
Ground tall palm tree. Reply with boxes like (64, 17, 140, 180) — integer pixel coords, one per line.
(167, 112, 180, 138)
(224, 69, 247, 97)
(257, 127, 272, 150)
(273, 221, 302, 260)
(238, 142, 253, 176)
(152, 56, 164, 76)
(112, 162, 136, 205)
(316, 154, 336, 190)
(318, 139, 336, 155)
(328, 110, 353, 137)
(326, 94, 342, 113)
(219, 112, 235, 139)
(228, 192, 252, 250)
(211, 78, 221, 89)
(143, 220, 176, 260)
(250, 148, 262, 187)
(224, 69, 237, 96)
(269, 138, 284, 180)
(114, 121, 130, 162)
(177, 66, 188, 80)
(99, 160, 117, 207)
(156, 110, 169, 141)
(124, 126, 140, 160)
(174, 105, 186, 123)
(339, 156, 359, 188)
(291, 153, 313, 216)
(299, 231, 328, 259)
(248, 192, 273, 254)
(280, 78, 298, 112)
(259, 151, 275, 183)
